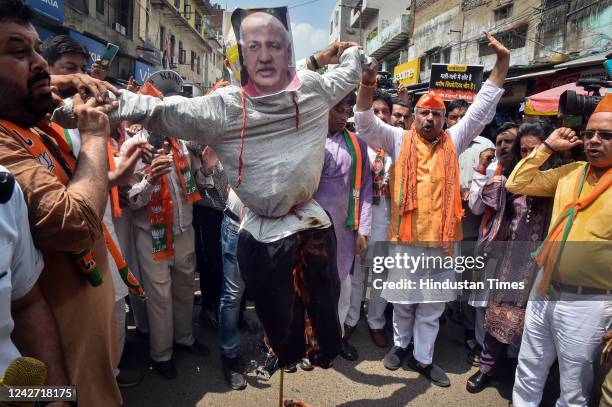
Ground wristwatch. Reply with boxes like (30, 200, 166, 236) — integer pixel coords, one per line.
(309, 55, 321, 70)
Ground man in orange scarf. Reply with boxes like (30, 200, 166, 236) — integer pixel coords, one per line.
(120, 83, 209, 379)
(0, 1, 124, 404)
(353, 32, 509, 387)
(507, 94, 612, 406)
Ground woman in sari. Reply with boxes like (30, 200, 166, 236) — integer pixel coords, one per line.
(466, 121, 569, 393)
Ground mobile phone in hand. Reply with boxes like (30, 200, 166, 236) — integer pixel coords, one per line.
(100, 43, 119, 69)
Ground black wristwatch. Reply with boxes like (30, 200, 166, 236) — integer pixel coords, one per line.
(309, 55, 321, 70)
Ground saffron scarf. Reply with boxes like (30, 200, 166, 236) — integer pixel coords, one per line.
(391, 124, 463, 254)
(0, 119, 146, 298)
(147, 138, 201, 260)
(341, 129, 363, 231)
(533, 163, 612, 294)
(108, 127, 126, 218)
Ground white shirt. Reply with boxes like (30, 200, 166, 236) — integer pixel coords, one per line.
(366, 146, 392, 242)
(458, 136, 495, 190)
(79, 46, 364, 243)
(103, 199, 129, 302)
(121, 130, 195, 235)
(469, 161, 499, 216)
(63, 130, 129, 300)
(0, 166, 44, 375)
(353, 80, 505, 161)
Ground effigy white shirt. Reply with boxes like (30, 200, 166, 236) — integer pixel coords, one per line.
(102, 47, 364, 243)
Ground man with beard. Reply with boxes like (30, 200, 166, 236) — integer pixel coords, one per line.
(456, 119, 502, 366)
(42, 33, 147, 388)
(390, 99, 412, 130)
(0, 0, 123, 404)
(353, 31, 509, 387)
(507, 94, 612, 406)
(462, 122, 517, 367)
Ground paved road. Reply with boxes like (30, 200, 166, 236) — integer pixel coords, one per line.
(120, 304, 525, 407)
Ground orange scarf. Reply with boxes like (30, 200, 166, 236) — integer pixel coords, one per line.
(534, 164, 612, 294)
(147, 138, 201, 261)
(108, 127, 126, 218)
(0, 119, 145, 297)
(391, 124, 463, 254)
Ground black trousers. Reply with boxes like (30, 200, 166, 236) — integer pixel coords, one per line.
(237, 226, 341, 367)
(193, 205, 224, 314)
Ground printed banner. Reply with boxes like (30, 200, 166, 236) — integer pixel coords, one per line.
(429, 63, 484, 103)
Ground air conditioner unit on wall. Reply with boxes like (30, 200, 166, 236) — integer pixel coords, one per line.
(113, 22, 126, 35)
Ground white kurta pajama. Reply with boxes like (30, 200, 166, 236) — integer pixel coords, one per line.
(121, 132, 198, 362)
(353, 81, 504, 365)
(346, 147, 393, 330)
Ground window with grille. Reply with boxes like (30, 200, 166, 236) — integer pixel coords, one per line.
(479, 24, 527, 56)
(195, 12, 202, 33)
(191, 51, 196, 71)
(66, 0, 89, 14)
(494, 3, 513, 21)
(442, 47, 451, 63)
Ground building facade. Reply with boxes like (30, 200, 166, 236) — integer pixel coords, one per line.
(329, 0, 361, 43)
(26, 0, 225, 91)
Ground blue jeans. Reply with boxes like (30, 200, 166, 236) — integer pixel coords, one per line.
(218, 214, 245, 358)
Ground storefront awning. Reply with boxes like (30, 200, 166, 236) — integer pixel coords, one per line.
(524, 82, 590, 115)
(554, 51, 611, 69)
(505, 68, 560, 83)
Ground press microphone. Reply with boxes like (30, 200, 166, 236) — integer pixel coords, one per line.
(0, 356, 47, 407)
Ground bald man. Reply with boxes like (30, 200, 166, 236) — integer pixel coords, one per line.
(239, 11, 295, 96)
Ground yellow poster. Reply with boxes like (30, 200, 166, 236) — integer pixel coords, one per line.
(394, 59, 420, 86)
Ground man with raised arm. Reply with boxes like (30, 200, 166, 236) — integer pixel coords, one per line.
(352, 32, 509, 387)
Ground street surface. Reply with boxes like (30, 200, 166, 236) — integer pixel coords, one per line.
(119, 301, 551, 406)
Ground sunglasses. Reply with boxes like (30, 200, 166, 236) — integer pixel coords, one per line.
(580, 130, 612, 141)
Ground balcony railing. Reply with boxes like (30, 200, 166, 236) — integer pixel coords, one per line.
(366, 14, 410, 59)
(350, 1, 378, 28)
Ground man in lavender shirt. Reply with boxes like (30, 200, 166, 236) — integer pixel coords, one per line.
(314, 91, 372, 361)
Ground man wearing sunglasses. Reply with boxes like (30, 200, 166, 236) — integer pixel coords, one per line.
(506, 93, 612, 406)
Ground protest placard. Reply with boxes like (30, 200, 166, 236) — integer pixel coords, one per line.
(429, 63, 484, 102)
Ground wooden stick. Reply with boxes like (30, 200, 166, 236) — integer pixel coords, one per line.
(279, 369, 284, 407)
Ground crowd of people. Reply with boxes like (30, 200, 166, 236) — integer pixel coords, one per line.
(0, 0, 610, 406)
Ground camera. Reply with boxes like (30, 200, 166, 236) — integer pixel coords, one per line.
(376, 71, 397, 92)
(558, 53, 611, 117)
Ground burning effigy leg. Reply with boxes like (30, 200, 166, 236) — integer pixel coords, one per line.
(238, 227, 341, 368)
(238, 227, 341, 404)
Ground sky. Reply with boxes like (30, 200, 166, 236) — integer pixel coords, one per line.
(220, 0, 337, 60)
